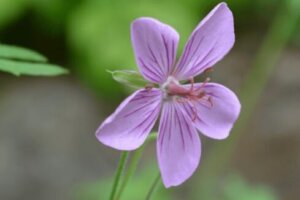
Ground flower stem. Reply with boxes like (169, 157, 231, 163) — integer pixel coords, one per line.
(145, 173, 161, 200)
(146, 132, 157, 142)
(109, 151, 129, 200)
(115, 146, 145, 200)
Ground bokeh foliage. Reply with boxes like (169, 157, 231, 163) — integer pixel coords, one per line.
(1, 0, 299, 199)
(1, 0, 299, 99)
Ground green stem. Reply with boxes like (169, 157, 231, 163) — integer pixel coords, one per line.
(115, 146, 145, 200)
(145, 173, 161, 200)
(146, 132, 157, 142)
(108, 133, 156, 200)
(197, 0, 300, 198)
(109, 151, 129, 200)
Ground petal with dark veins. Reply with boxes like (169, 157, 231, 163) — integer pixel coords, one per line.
(96, 89, 162, 150)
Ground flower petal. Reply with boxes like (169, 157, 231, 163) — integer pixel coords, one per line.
(174, 3, 235, 80)
(96, 89, 162, 150)
(131, 17, 179, 83)
(157, 101, 201, 187)
(182, 83, 241, 139)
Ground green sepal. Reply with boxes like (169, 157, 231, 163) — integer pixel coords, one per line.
(108, 69, 149, 88)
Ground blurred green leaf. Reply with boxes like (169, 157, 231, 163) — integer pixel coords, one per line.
(0, 44, 47, 62)
(31, 0, 81, 34)
(108, 69, 149, 89)
(0, 0, 28, 30)
(0, 59, 68, 76)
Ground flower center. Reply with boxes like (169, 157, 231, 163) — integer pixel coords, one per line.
(160, 76, 213, 120)
(161, 76, 179, 98)
(161, 76, 209, 99)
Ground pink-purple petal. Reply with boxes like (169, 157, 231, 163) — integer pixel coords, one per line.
(96, 89, 162, 150)
(173, 3, 235, 80)
(157, 101, 201, 187)
(131, 17, 179, 83)
(182, 83, 241, 139)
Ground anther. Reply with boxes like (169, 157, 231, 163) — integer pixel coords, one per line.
(195, 77, 210, 93)
(204, 67, 214, 76)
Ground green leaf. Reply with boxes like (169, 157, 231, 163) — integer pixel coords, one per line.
(0, 44, 47, 62)
(108, 69, 149, 88)
(0, 59, 68, 76)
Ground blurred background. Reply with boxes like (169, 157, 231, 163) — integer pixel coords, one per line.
(0, 0, 299, 199)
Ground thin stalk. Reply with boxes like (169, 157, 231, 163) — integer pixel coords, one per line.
(109, 151, 129, 200)
(146, 132, 157, 142)
(197, 0, 300, 198)
(145, 173, 161, 200)
(115, 146, 145, 200)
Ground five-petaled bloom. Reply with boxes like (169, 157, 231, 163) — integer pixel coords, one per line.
(96, 2, 241, 188)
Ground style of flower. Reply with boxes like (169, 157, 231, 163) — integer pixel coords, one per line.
(96, 2, 241, 188)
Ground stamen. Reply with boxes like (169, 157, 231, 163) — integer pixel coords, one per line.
(177, 97, 188, 103)
(198, 91, 205, 98)
(163, 76, 214, 121)
(204, 67, 214, 76)
(189, 77, 195, 92)
(207, 96, 213, 107)
(194, 77, 210, 93)
(191, 101, 198, 121)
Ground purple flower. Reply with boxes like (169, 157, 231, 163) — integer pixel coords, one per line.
(96, 2, 241, 187)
